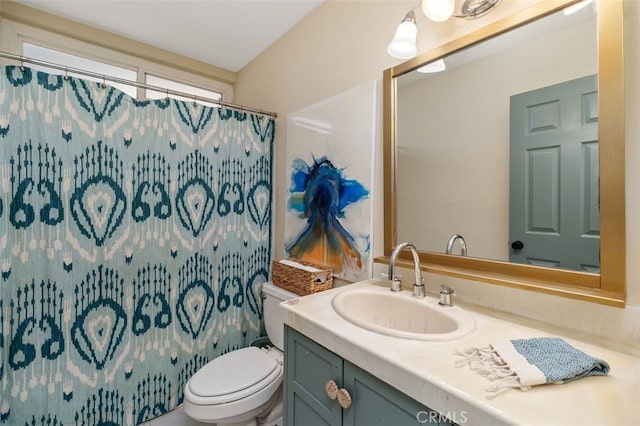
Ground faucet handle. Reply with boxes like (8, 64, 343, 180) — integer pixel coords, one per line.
(440, 285, 456, 295)
(390, 276, 402, 292)
(439, 285, 456, 306)
(380, 272, 402, 282)
(380, 272, 403, 292)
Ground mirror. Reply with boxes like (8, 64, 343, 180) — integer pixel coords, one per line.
(396, 6, 597, 270)
(381, 0, 625, 306)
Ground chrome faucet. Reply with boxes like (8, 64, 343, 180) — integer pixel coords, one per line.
(446, 234, 467, 256)
(388, 242, 425, 297)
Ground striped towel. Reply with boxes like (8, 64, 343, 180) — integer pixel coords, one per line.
(455, 337, 610, 398)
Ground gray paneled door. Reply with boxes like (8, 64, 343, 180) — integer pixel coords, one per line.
(509, 74, 599, 272)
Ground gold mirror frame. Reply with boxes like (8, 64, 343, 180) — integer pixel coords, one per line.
(379, 0, 625, 307)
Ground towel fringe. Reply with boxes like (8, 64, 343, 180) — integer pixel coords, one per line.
(454, 346, 531, 399)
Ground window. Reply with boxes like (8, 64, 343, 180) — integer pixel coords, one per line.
(145, 74, 222, 107)
(22, 43, 226, 106)
(23, 43, 138, 97)
(2, 16, 234, 104)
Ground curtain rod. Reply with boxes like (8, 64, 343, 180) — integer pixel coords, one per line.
(0, 51, 278, 118)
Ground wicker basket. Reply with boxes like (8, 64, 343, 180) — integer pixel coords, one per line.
(272, 259, 333, 296)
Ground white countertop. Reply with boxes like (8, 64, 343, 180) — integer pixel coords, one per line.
(281, 279, 640, 425)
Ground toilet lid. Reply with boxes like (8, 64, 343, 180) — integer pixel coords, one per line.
(188, 347, 279, 400)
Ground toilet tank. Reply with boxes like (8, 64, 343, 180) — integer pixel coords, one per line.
(262, 281, 297, 350)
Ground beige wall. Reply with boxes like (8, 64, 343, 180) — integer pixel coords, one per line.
(236, 0, 640, 346)
(235, 1, 415, 270)
(234, 0, 539, 263)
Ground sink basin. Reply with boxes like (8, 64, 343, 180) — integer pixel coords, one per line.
(332, 285, 475, 341)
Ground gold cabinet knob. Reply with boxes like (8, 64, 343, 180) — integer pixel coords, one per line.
(325, 380, 339, 399)
(337, 388, 352, 409)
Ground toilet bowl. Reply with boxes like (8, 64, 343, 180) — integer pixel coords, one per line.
(183, 282, 297, 426)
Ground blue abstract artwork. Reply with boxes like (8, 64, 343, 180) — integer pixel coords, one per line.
(285, 81, 376, 281)
(287, 156, 369, 273)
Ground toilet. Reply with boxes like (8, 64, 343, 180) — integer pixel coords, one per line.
(183, 281, 297, 426)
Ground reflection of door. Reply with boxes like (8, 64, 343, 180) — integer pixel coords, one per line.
(509, 75, 599, 272)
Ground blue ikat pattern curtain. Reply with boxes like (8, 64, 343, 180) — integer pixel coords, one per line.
(0, 66, 274, 425)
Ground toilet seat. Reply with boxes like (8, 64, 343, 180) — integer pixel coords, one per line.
(186, 347, 283, 405)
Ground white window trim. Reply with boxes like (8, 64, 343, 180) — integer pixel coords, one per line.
(0, 19, 234, 102)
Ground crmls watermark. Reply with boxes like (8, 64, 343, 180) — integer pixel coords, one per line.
(416, 410, 468, 424)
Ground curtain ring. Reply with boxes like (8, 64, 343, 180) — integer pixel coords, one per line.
(19, 58, 25, 72)
(63, 68, 69, 81)
(101, 75, 107, 89)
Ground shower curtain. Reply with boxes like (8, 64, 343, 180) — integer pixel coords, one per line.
(0, 65, 274, 425)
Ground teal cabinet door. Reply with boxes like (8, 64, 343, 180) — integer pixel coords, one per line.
(343, 361, 450, 426)
(284, 326, 453, 426)
(284, 327, 343, 426)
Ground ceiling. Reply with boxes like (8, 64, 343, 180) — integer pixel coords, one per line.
(13, 0, 325, 72)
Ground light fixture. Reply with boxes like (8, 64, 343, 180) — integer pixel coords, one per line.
(457, 0, 501, 19)
(422, 0, 455, 22)
(388, 0, 502, 59)
(417, 58, 446, 73)
(386, 11, 418, 59)
(563, 0, 595, 16)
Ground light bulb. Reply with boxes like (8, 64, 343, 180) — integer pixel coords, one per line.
(422, 0, 455, 22)
(563, 0, 594, 16)
(417, 59, 446, 73)
(386, 15, 418, 59)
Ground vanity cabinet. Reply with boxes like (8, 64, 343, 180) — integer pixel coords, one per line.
(284, 326, 452, 426)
